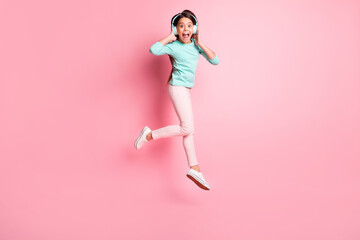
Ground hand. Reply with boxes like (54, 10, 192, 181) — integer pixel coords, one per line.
(192, 28, 201, 45)
(168, 28, 177, 43)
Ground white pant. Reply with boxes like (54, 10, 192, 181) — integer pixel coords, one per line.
(151, 84, 198, 167)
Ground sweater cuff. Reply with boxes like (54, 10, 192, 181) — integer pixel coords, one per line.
(209, 55, 219, 65)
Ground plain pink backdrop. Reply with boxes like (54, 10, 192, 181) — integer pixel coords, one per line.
(1, 0, 360, 239)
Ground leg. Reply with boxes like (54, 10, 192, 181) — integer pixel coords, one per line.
(190, 164, 201, 172)
(146, 132, 153, 141)
(151, 85, 199, 167)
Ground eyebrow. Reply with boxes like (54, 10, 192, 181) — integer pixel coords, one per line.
(178, 22, 193, 25)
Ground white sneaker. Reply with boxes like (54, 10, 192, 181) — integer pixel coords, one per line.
(186, 169, 211, 190)
(134, 126, 151, 149)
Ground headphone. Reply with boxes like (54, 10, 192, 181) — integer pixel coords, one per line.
(172, 13, 198, 35)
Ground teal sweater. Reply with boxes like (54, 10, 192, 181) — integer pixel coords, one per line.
(149, 39, 219, 88)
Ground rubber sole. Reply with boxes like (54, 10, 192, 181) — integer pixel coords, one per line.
(134, 127, 149, 149)
(187, 174, 210, 190)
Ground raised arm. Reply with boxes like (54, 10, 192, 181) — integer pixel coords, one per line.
(149, 28, 177, 55)
(197, 42, 219, 65)
(193, 28, 219, 65)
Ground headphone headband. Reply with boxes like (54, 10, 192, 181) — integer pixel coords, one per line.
(171, 13, 198, 28)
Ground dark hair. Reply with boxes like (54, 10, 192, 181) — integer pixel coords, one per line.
(167, 9, 198, 85)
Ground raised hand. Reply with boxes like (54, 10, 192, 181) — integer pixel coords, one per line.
(168, 28, 177, 43)
(192, 27, 201, 45)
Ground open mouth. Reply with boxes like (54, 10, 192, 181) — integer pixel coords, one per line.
(182, 33, 190, 38)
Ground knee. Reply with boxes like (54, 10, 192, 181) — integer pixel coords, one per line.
(180, 123, 194, 136)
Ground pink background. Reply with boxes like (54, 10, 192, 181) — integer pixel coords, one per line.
(1, 0, 360, 239)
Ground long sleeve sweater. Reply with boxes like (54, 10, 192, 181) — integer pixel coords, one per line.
(149, 39, 219, 88)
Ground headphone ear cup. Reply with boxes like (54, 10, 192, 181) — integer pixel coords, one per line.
(173, 26, 177, 35)
(193, 25, 197, 34)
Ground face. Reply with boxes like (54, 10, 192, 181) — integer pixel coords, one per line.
(176, 17, 194, 44)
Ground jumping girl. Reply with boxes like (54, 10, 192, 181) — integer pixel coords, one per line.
(134, 9, 219, 190)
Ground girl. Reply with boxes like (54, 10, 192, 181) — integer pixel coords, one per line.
(134, 9, 219, 191)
